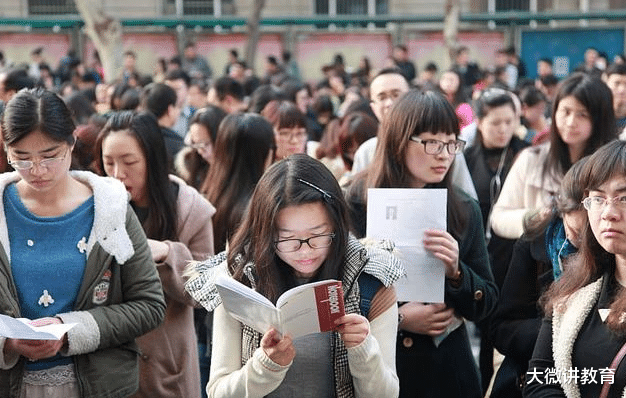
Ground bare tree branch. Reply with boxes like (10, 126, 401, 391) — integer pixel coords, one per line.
(75, 0, 123, 83)
(444, 0, 460, 63)
(244, 0, 267, 71)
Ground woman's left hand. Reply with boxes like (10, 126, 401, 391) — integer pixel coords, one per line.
(335, 314, 369, 348)
(423, 229, 460, 279)
(147, 239, 170, 263)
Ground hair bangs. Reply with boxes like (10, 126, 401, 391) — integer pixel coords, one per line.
(416, 91, 460, 137)
(275, 102, 306, 129)
(585, 141, 626, 192)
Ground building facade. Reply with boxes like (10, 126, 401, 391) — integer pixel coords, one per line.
(0, 0, 624, 82)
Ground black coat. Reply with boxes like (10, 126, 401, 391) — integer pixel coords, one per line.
(346, 184, 498, 398)
(464, 136, 529, 288)
(489, 228, 554, 397)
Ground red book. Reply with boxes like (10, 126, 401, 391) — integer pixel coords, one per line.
(314, 282, 345, 332)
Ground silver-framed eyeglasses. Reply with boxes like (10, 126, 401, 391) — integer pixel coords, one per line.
(9, 148, 69, 171)
(274, 233, 335, 253)
(409, 137, 466, 155)
(582, 195, 626, 212)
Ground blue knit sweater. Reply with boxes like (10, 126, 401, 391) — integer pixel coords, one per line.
(3, 183, 94, 370)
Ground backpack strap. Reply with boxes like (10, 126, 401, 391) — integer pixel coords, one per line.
(358, 272, 382, 319)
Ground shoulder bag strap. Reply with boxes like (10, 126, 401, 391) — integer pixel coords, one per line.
(599, 340, 626, 398)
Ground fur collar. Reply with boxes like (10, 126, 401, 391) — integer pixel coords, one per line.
(552, 277, 626, 398)
(0, 170, 134, 264)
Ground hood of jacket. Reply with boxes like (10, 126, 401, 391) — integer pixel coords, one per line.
(0, 170, 134, 264)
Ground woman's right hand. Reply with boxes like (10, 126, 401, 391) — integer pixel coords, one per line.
(399, 302, 455, 336)
(261, 328, 295, 366)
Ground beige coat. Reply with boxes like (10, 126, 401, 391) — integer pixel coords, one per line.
(132, 175, 216, 398)
(490, 143, 562, 239)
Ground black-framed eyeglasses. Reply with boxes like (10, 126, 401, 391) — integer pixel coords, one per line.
(274, 233, 335, 253)
(409, 137, 466, 155)
(8, 148, 69, 171)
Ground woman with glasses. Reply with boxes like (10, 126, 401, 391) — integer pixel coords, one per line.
(263, 101, 309, 161)
(345, 90, 497, 398)
(490, 72, 617, 241)
(175, 105, 227, 193)
(0, 89, 165, 397)
(185, 154, 404, 397)
(525, 140, 626, 397)
(96, 111, 215, 398)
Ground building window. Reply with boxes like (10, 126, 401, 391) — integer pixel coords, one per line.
(337, 0, 367, 14)
(29, 0, 77, 15)
(315, 0, 329, 15)
(315, 0, 388, 15)
(164, 0, 234, 16)
(495, 0, 530, 11)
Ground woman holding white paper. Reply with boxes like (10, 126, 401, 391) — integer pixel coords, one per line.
(0, 88, 165, 397)
(185, 154, 404, 398)
(345, 90, 498, 398)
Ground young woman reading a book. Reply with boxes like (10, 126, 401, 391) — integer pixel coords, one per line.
(185, 153, 404, 398)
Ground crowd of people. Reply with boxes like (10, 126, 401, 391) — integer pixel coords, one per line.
(1, 39, 626, 398)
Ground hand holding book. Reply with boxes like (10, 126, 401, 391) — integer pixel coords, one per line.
(261, 328, 295, 366)
(334, 313, 370, 348)
(214, 274, 346, 339)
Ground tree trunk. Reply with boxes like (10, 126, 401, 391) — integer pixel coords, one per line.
(75, 0, 123, 83)
(444, 0, 461, 63)
(244, 0, 266, 72)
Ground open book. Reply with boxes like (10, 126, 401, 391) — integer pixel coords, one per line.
(215, 274, 345, 339)
(0, 314, 76, 340)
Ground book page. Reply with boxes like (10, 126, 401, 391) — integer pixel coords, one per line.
(366, 188, 447, 303)
(0, 314, 76, 340)
(277, 280, 344, 339)
(214, 274, 280, 335)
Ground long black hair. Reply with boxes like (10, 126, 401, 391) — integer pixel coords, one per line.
(206, 113, 275, 252)
(544, 72, 616, 181)
(228, 154, 350, 303)
(96, 111, 178, 241)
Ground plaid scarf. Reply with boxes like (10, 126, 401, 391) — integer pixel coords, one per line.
(185, 235, 404, 398)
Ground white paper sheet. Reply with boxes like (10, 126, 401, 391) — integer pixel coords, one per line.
(366, 188, 447, 302)
(0, 314, 76, 340)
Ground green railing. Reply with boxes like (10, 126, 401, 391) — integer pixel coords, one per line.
(1, 10, 626, 29)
